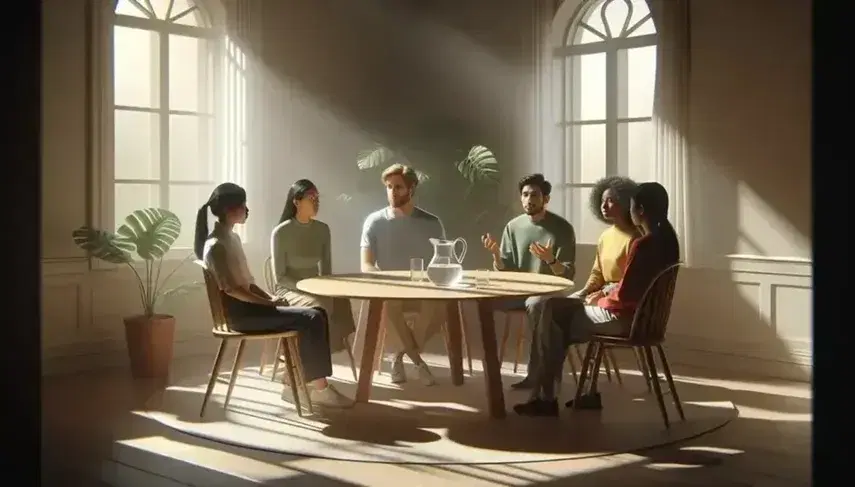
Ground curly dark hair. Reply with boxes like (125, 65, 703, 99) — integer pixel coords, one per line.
(518, 173, 552, 196)
(589, 176, 638, 224)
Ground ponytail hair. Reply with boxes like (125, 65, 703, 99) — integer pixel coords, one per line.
(193, 203, 211, 260)
(193, 182, 248, 259)
(278, 179, 318, 224)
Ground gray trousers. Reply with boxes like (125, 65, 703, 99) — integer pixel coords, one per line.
(529, 297, 631, 399)
(495, 295, 565, 381)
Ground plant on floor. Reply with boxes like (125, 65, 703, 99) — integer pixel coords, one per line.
(72, 208, 196, 317)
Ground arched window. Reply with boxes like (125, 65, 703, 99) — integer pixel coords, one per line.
(553, 0, 657, 243)
(111, 0, 244, 248)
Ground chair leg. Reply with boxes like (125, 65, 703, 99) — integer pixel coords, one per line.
(270, 338, 284, 382)
(601, 349, 614, 383)
(606, 349, 623, 386)
(635, 346, 652, 392)
(643, 345, 670, 428)
(200, 339, 228, 418)
(458, 303, 474, 376)
(282, 338, 303, 417)
(223, 339, 247, 410)
(374, 322, 387, 376)
(259, 339, 270, 376)
(589, 343, 605, 396)
(344, 335, 358, 382)
(656, 344, 685, 421)
(288, 336, 314, 416)
(512, 315, 525, 374)
(572, 341, 597, 409)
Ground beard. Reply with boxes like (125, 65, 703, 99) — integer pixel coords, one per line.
(524, 204, 543, 215)
(390, 193, 411, 208)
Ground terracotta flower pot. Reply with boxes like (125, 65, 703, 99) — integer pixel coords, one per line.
(123, 314, 176, 379)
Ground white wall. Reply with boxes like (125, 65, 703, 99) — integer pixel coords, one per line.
(42, 0, 812, 381)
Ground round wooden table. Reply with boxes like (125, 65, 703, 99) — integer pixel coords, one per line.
(297, 270, 574, 419)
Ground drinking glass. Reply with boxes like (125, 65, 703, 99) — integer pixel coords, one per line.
(410, 258, 425, 281)
(475, 268, 491, 287)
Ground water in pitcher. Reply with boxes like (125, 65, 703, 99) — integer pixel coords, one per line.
(426, 260, 464, 287)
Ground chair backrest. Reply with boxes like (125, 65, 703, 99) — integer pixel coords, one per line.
(627, 262, 682, 344)
(194, 259, 231, 332)
(262, 256, 276, 293)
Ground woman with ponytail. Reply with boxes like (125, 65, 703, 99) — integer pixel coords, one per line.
(514, 182, 680, 417)
(196, 182, 352, 409)
(270, 179, 355, 356)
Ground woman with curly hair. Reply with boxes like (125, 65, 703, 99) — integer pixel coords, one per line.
(570, 176, 640, 305)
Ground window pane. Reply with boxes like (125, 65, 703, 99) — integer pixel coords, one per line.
(557, 186, 609, 245)
(566, 124, 606, 184)
(169, 35, 213, 113)
(566, 53, 606, 122)
(168, 184, 215, 248)
(113, 26, 160, 109)
(627, 0, 655, 37)
(114, 184, 160, 230)
(114, 109, 160, 180)
(619, 45, 657, 119)
(169, 114, 214, 181)
(618, 120, 655, 182)
(603, 0, 630, 37)
(115, 0, 150, 18)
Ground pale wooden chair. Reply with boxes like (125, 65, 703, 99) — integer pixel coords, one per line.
(356, 300, 474, 377)
(260, 257, 359, 381)
(195, 260, 313, 418)
(572, 263, 685, 428)
(498, 308, 620, 385)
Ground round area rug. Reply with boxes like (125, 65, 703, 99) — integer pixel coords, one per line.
(142, 362, 737, 464)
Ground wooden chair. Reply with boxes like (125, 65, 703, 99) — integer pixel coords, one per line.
(498, 308, 621, 385)
(356, 300, 474, 376)
(572, 263, 685, 428)
(195, 260, 314, 418)
(259, 257, 359, 382)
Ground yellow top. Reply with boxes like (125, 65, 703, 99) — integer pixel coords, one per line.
(583, 225, 638, 292)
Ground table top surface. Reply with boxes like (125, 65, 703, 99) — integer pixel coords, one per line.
(296, 270, 574, 301)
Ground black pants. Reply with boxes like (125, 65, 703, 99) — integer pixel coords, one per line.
(224, 295, 333, 382)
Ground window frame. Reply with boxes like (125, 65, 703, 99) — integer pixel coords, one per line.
(550, 0, 658, 244)
(89, 0, 229, 269)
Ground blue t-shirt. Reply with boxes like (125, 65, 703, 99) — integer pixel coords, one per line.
(360, 207, 446, 270)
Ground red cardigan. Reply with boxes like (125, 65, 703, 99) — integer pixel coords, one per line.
(596, 233, 677, 316)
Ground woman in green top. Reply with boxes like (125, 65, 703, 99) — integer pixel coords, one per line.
(270, 179, 355, 354)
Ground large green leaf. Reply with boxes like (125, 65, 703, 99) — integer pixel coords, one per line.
(116, 208, 181, 260)
(356, 145, 397, 170)
(72, 226, 134, 264)
(457, 145, 499, 184)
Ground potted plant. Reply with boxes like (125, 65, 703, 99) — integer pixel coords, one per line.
(72, 208, 193, 379)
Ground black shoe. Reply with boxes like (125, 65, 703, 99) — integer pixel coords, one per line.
(513, 398, 559, 417)
(564, 393, 603, 410)
(510, 377, 535, 390)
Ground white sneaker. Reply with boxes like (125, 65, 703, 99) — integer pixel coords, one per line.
(390, 355, 407, 384)
(417, 362, 436, 386)
(309, 384, 354, 408)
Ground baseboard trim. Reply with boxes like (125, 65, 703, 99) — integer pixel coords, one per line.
(42, 332, 217, 376)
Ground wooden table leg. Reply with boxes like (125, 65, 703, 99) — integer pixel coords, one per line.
(445, 300, 464, 386)
(477, 299, 506, 419)
(355, 299, 384, 403)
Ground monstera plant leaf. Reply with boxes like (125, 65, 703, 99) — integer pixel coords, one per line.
(457, 145, 499, 184)
(116, 208, 181, 261)
(72, 226, 134, 264)
(356, 145, 398, 170)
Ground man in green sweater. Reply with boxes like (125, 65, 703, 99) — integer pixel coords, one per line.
(481, 173, 576, 390)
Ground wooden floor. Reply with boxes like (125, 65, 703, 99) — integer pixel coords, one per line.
(41, 350, 811, 486)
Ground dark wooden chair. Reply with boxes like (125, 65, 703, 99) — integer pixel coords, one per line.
(572, 263, 685, 428)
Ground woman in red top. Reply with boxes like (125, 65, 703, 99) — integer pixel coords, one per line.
(514, 182, 680, 417)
